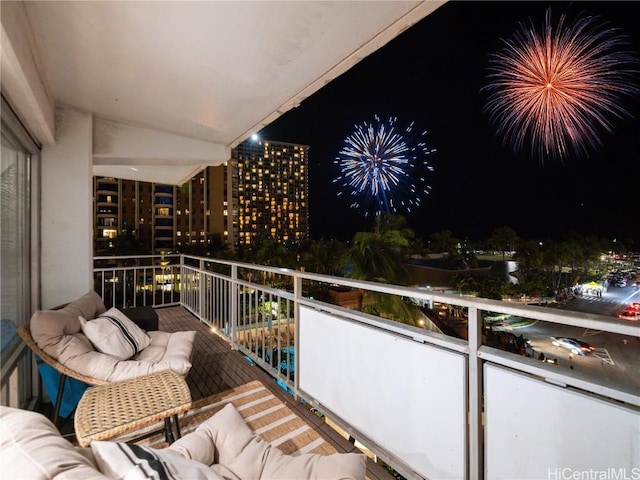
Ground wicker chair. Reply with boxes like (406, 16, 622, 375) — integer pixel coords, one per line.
(17, 321, 105, 425)
(17, 291, 195, 427)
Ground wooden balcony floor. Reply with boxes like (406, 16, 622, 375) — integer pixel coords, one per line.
(157, 306, 393, 480)
(38, 306, 391, 478)
(37, 306, 387, 479)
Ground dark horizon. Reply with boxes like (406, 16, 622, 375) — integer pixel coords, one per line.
(258, 1, 640, 247)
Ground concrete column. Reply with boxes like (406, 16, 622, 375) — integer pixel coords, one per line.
(41, 107, 93, 308)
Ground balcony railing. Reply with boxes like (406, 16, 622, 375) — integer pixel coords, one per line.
(89, 254, 640, 480)
(93, 255, 182, 308)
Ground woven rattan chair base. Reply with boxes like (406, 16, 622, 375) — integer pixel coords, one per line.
(74, 370, 192, 447)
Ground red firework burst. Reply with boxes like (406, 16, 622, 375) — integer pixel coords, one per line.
(482, 8, 639, 162)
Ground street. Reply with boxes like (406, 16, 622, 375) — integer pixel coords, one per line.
(505, 283, 640, 390)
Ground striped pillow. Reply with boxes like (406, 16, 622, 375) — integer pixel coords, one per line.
(79, 307, 151, 360)
(91, 441, 224, 480)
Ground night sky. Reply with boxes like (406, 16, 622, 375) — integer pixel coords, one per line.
(258, 1, 640, 245)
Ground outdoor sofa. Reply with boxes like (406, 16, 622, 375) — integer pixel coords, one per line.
(0, 405, 367, 479)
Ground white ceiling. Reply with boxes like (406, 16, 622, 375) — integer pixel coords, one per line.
(6, 1, 444, 184)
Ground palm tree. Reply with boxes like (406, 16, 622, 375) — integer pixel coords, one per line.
(429, 229, 458, 258)
(346, 214, 412, 283)
(489, 226, 519, 261)
(298, 238, 347, 275)
(253, 238, 295, 268)
(513, 239, 543, 279)
(542, 241, 573, 290)
(343, 214, 420, 324)
(408, 237, 427, 259)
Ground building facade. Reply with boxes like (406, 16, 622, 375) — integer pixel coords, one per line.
(93, 138, 309, 254)
(233, 138, 309, 247)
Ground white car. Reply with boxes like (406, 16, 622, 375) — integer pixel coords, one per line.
(550, 337, 595, 355)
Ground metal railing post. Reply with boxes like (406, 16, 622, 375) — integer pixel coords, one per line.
(179, 255, 185, 309)
(293, 273, 302, 400)
(230, 264, 238, 349)
(198, 258, 205, 319)
(467, 306, 483, 479)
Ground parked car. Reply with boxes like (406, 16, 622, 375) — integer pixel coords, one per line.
(550, 337, 595, 355)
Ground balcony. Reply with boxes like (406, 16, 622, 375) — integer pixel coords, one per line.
(6, 254, 637, 480)
(1, 2, 638, 478)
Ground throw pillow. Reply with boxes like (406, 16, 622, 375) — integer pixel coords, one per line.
(177, 403, 367, 480)
(91, 441, 225, 480)
(0, 406, 103, 479)
(79, 307, 151, 360)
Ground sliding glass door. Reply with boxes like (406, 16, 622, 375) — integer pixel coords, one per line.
(1, 95, 40, 408)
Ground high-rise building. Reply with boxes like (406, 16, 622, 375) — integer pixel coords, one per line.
(233, 138, 309, 247)
(93, 138, 309, 253)
(94, 177, 169, 255)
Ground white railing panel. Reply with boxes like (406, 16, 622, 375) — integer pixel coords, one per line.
(86, 255, 640, 480)
(298, 305, 466, 479)
(484, 364, 640, 480)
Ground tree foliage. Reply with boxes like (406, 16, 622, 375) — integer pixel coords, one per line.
(489, 226, 520, 261)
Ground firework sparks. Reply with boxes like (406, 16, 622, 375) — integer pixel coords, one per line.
(482, 8, 639, 162)
(333, 115, 435, 216)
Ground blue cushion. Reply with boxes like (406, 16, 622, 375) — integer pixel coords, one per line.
(36, 356, 89, 419)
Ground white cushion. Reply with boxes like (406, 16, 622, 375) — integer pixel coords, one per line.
(168, 403, 367, 480)
(80, 307, 151, 360)
(136, 330, 194, 363)
(91, 441, 224, 480)
(0, 406, 107, 479)
(31, 290, 106, 351)
(31, 292, 195, 382)
(53, 330, 195, 383)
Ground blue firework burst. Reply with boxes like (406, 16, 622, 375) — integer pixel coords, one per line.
(333, 115, 435, 216)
